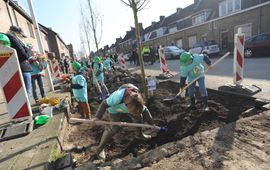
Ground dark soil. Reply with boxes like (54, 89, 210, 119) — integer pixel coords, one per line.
(63, 70, 268, 167)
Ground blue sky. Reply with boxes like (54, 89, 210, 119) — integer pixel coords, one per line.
(17, 0, 193, 54)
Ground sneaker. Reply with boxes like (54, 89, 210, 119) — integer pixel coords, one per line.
(97, 149, 106, 160)
(35, 99, 39, 104)
(203, 106, 209, 112)
(135, 133, 151, 140)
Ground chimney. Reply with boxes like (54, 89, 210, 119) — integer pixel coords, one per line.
(194, 0, 200, 4)
(176, 8, 182, 13)
(138, 23, 143, 29)
(159, 16, 165, 21)
(151, 21, 156, 26)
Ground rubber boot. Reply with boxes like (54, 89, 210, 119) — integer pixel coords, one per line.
(202, 96, 209, 112)
(187, 97, 196, 109)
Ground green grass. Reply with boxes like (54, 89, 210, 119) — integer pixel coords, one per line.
(50, 144, 65, 161)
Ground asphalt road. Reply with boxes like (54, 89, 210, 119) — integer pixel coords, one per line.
(137, 54, 270, 81)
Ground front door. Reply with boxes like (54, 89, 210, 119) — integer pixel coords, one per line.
(221, 31, 228, 50)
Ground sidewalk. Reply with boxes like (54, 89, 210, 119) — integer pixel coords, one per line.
(0, 73, 71, 169)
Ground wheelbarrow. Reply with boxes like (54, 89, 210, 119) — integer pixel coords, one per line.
(163, 52, 231, 103)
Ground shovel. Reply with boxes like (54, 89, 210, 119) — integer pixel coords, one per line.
(69, 118, 168, 132)
(163, 52, 231, 103)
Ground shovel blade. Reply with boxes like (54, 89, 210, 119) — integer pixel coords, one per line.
(163, 95, 180, 103)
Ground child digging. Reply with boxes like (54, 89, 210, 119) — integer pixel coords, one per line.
(71, 62, 92, 119)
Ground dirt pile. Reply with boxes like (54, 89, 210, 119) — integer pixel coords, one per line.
(62, 70, 269, 169)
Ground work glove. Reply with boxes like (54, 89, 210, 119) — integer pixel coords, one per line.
(159, 126, 168, 132)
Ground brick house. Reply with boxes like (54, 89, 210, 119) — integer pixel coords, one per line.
(0, 0, 70, 59)
(118, 23, 143, 54)
(110, 0, 270, 53)
(40, 25, 70, 60)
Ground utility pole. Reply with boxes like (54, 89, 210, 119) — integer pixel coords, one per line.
(27, 0, 54, 91)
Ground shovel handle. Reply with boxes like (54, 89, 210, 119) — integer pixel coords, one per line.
(70, 118, 162, 130)
(177, 52, 230, 96)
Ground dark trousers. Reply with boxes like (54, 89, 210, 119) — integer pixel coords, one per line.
(31, 75, 45, 101)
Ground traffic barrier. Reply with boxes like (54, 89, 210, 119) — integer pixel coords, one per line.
(233, 28, 245, 85)
(51, 58, 61, 78)
(158, 46, 173, 77)
(0, 45, 32, 121)
(119, 54, 126, 70)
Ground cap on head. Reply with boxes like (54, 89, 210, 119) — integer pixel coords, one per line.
(93, 56, 101, 63)
(180, 52, 193, 65)
(9, 26, 27, 37)
(0, 33, 11, 47)
(71, 62, 82, 71)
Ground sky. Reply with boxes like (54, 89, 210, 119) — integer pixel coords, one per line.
(17, 0, 193, 54)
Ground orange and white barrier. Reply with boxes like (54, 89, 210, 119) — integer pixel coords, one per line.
(119, 54, 126, 70)
(233, 28, 245, 85)
(158, 46, 173, 76)
(0, 45, 32, 121)
(51, 58, 61, 78)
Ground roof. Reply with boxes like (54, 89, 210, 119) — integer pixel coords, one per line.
(4, 0, 47, 34)
(40, 24, 68, 47)
(120, 24, 143, 43)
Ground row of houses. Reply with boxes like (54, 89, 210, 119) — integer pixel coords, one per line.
(0, 0, 73, 60)
(106, 0, 270, 55)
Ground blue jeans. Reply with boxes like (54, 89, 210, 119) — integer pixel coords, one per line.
(31, 75, 45, 101)
(188, 76, 207, 97)
(22, 72, 31, 99)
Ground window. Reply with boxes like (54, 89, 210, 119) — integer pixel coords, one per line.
(228, 0, 233, 12)
(192, 13, 205, 25)
(213, 21, 217, 29)
(169, 27, 177, 33)
(219, 0, 241, 17)
(27, 22, 34, 38)
(235, 0, 241, 10)
(176, 39, 183, 48)
(209, 23, 212, 31)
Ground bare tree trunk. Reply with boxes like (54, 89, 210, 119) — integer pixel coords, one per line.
(131, 2, 148, 99)
(87, 0, 99, 52)
(80, 5, 91, 55)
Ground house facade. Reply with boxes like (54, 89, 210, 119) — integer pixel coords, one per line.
(0, 0, 71, 60)
(141, 0, 270, 52)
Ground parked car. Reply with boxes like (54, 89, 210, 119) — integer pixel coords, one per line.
(244, 33, 270, 58)
(189, 40, 220, 57)
(164, 46, 185, 59)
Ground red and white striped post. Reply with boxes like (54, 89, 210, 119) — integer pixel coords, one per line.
(0, 45, 32, 121)
(233, 28, 245, 85)
(119, 54, 126, 70)
(158, 46, 171, 75)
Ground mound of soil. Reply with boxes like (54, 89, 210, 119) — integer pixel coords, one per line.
(62, 70, 268, 168)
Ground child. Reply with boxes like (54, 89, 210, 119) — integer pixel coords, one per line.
(91, 56, 109, 100)
(92, 83, 154, 160)
(179, 52, 212, 112)
(102, 56, 115, 78)
(70, 62, 92, 119)
(29, 53, 47, 103)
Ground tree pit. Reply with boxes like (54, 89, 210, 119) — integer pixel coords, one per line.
(64, 78, 269, 168)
